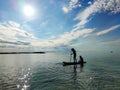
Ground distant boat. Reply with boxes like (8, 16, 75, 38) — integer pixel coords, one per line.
(63, 61, 86, 66)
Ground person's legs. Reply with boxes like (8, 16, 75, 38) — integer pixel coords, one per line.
(74, 54, 77, 63)
(75, 58, 77, 63)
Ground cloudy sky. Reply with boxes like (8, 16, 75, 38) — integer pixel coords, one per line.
(0, 0, 120, 52)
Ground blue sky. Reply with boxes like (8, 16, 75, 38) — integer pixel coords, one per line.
(0, 0, 120, 52)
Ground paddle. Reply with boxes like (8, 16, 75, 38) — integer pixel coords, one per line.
(70, 54, 72, 62)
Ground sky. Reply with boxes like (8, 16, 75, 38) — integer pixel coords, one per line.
(0, 0, 120, 53)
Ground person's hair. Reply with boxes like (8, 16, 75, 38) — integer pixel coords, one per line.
(80, 56, 82, 58)
(71, 48, 74, 51)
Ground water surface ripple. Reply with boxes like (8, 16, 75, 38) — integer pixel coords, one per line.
(0, 53, 120, 90)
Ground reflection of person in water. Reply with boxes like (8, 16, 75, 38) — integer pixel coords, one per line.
(79, 56, 84, 72)
(73, 65, 77, 81)
(71, 48, 77, 63)
(74, 65, 77, 73)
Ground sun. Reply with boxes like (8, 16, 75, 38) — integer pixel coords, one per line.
(23, 5, 35, 17)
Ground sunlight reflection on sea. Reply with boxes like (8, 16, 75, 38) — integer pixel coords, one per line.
(0, 52, 120, 90)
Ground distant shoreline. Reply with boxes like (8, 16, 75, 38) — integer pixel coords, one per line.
(0, 52, 45, 54)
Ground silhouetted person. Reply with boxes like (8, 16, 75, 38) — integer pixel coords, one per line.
(79, 56, 84, 63)
(71, 48, 77, 63)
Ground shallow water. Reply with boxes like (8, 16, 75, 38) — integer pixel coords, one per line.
(0, 52, 120, 90)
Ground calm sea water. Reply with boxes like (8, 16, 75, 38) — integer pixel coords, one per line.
(0, 52, 120, 90)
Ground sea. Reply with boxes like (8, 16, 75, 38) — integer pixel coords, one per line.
(0, 51, 120, 90)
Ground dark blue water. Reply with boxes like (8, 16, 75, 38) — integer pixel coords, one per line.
(0, 52, 120, 90)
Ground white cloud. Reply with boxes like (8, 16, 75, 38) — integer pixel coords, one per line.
(96, 24, 120, 35)
(62, 0, 81, 13)
(57, 28, 95, 44)
(50, 36, 56, 39)
(62, 6, 69, 13)
(31, 28, 95, 47)
(100, 39, 120, 45)
(8, 21, 20, 28)
(74, 0, 120, 29)
(88, 1, 92, 5)
(0, 21, 36, 39)
(30, 40, 55, 47)
(0, 21, 37, 46)
(0, 21, 95, 48)
(0, 38, 30, 46)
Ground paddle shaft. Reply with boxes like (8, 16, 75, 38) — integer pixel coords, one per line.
(70, 54, 72, 62)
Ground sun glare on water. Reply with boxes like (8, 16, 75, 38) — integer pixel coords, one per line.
(23, 5, 35, 17)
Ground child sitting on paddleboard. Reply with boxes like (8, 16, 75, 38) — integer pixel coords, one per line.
(79, 56, 84, 63)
